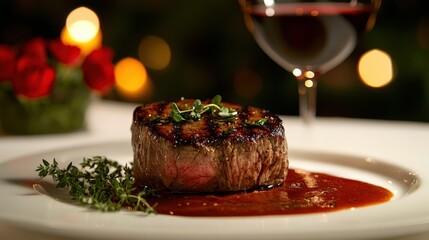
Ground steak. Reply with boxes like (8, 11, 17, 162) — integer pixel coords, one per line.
(131, 97, 288, 192)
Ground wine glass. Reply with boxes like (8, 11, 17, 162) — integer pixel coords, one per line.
(239, 0, 381, 124)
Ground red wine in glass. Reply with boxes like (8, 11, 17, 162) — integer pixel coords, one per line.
(240, 1, 380, 124)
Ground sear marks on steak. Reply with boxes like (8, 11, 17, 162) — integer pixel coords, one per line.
(131, 98, 288, 192)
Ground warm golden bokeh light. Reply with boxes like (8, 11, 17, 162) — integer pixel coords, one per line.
(304, 70, 315, 79)
(138, 35, 171, 70)
(304, 79, 314, 88)
(66, 7, 100, 43)
(358, 49, 394, 88)
(60, 27, 102, 55)
(114, 57, 149, 100)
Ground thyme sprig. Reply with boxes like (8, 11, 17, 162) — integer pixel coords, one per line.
(171, 95, 237, 123)
(36, 156, 156, 213)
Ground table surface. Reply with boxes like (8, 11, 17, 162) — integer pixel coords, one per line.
(0, 99, 428, 240)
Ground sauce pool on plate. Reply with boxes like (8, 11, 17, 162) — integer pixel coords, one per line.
(148, 169, 393, 217)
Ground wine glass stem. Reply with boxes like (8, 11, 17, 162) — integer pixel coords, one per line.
(297, 78, 317, 125)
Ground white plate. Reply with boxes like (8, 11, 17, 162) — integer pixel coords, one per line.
(0, 140, 428, 240)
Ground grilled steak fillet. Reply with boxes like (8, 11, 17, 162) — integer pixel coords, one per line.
(131, 98, 288, 192)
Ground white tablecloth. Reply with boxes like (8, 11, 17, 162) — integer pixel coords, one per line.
(0, 100, 428, 240)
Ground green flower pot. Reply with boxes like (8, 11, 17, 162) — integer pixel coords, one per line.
(0, 65, 91, 135)
(0, 89, 90, 135)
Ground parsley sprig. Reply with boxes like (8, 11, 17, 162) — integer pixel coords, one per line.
(36, 156, 156, 213)
(171, 95, 237, 123)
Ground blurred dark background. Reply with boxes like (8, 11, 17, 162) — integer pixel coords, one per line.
(1, 0, 428, 122)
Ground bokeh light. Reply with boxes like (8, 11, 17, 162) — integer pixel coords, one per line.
(60, 27, 102, 56)
(292, 68, 302, 77)
(61, 7, 101, 55)
(304, 79, 314, 88)
(263, 0, 274, 7)
(358, 49, 394, 88)
(138, 35, 171, 70)
(304, 70, 315, 79)
(66, 7, 100, 43)
(114, 57, 150, 100)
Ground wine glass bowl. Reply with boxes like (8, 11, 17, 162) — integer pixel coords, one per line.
(239, 0, 381, 124)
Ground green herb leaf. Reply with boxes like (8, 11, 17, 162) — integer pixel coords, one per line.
(171, 102, 181, 114)
(218, 107, 238, 118)
(172, 112, 186, 122)
(193, 99, 203, 112)
(243, 118, 268, 127)
(43, 159, 49, 167)
(212, 95, 222, 106)
(171, 102, 186, 122)
(254, 118, 268, 126)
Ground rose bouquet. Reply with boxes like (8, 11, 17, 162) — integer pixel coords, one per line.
(0, 38, 115, 134)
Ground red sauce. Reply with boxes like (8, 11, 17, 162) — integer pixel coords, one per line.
(149, 169, 393, 217)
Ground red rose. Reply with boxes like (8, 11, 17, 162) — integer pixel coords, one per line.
(22, 38, 47, 62)
(48, 39, 81, 66)
(13, 55, 55, 99)
(0, 44, 16, 82)
(82, 47, 115, 93)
